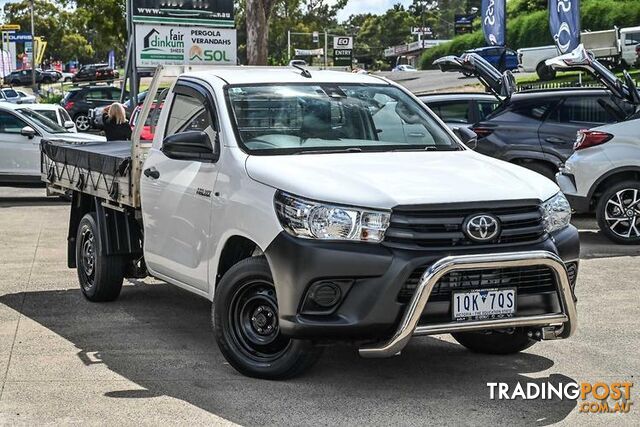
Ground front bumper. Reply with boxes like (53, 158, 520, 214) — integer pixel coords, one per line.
(265, 226, 579, 348)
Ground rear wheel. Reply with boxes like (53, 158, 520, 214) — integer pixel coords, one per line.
(74, 114, 91, 132)
(536, 63, 556, 81)
(452, 328, 536, 354)
(76, 212, 124, 302)
(596, 181, 640, 244)
(213, 257, 321, 379)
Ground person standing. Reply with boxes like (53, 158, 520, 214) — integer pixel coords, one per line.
(102, 103, 132, 141)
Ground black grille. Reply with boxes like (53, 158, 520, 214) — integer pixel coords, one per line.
(384, 201, 545, 250)
(398, 265, 558, 303)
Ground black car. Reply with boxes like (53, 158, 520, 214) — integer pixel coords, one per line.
(5, 69, 59, 86)
(72, 63, 119, 83)
(61, 85, 127, 132)
(435, 53, 633, 179)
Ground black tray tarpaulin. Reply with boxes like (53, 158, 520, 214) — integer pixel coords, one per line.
(42, 139, 132, 176)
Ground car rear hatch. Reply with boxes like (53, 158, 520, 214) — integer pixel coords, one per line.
(545, 44, 640, 106)
(434, 53, 516, 101)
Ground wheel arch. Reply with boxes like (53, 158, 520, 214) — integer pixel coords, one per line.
(68, 192, 143, 268)
(588, 166, 640, 209)
(213, 233, 265, 298)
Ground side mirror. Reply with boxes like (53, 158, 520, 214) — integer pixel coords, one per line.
(161, 131, 219, 162)
(20, 126, 36, 139)
(63, 120, 75, 129)
(453, 126, 478, 150)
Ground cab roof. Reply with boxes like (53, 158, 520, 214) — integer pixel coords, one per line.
(181, 67, 390, 86)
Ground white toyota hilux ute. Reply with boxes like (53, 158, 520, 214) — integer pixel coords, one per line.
(41, 66, 579, 379)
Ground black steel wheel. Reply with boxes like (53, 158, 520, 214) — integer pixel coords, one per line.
(597, 181, 640, 244)
(76, 212, 124, 302)
(213, 257, 321, 379)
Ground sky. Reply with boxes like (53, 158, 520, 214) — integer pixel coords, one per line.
(334, 0, 414, 22)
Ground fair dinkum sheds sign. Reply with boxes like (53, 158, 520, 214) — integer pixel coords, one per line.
(132, 0, 234, 27)
(135, 25, 237, 66)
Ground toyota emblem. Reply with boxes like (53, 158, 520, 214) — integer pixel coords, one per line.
(463, 214, 500, 242)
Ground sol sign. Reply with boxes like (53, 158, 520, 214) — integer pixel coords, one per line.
(135, 24, 237, 67)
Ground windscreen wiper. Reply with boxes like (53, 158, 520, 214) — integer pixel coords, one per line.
(294, 147, 363, 155)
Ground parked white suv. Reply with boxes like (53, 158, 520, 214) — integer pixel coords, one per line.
(557, 117, 640, 244)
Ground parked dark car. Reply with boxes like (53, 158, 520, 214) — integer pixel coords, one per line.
(4, 69, 60, 86)
(435, 52, 633, 179)
(463, 47, 519, 73)
(72, 63, 119, 83)
(60, 85, 127, 132)
(471, 89, 633, 178)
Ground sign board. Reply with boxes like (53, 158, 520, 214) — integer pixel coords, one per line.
(8, 33, 32, 42)
(132, 0, 234, 27)
(312, 31, 319, 43)
(333, 48, 352, 66)
(411, 27, 433, 36)
(135, 25, 237, 66)
(294, 48, 324, 56)
(454, 14, 474, 35)
(333, 36, 353, 50)
(0, 24, 20, 31)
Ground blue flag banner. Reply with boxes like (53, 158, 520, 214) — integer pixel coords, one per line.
(482, 0, 506, 46)
(549, 0, 581, 53)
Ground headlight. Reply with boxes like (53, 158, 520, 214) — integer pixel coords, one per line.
(542, 192, 571, 234)
(274, 191, 390, 242)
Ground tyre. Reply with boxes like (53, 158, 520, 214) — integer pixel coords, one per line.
(536, 63, 556, 81)
(10, 79, 20, 86)
(64, 77, 72, 82)
(596, 180, 640, 244)
(522, 161, 557, 181)
(452, 328, 536, 354)
(74, 114, 91, 132)
(76, 212, 124, 302)
(213, 257, 321, 379)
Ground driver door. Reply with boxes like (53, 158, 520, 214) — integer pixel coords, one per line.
(140, 82, 220, 292)
(0, 111, 41, 178)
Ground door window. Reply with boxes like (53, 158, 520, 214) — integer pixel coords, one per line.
(165, 92, 215, 137)
(0, 112, 28, 134)
(550, 96, 614, 125)
(428, 101, 472, 124)
(86, 89, 111, 100)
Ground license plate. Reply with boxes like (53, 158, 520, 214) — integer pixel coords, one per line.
(452, 288, 516, 321)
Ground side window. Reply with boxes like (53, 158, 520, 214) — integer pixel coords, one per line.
(86, 89, 109, 100)
(428, 101, 471, 124)
(0, 112, 28, 134)
(165, 90, 216, 138)
(476, 100, 499, 121)
(59, 108, 72, 122)
(552, 96, 612, 124)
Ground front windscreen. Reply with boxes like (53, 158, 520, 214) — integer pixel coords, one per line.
(226, 84, 460, 155)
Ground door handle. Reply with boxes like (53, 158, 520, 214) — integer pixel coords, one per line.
(143, 167, 160, 179)
(545, 137, 570, 144)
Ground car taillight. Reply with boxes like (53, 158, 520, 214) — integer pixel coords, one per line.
(64, 101, 74, 110)
(471, 127, 494, 139)
(574, 130, 613, 150)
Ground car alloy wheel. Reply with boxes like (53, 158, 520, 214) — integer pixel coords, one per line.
(603, 188, 640, 239)
(75, 115, 91, 131)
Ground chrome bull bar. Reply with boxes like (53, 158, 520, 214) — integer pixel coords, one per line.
(359, 251, 577, 358)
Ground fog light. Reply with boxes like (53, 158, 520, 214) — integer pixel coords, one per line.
(310, 282, 341, 307)
(301, 280, 352, 315)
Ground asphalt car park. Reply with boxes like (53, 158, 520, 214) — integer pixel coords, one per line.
(0, 186, 638, 425)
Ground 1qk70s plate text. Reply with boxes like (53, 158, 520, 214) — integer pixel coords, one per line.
(452, 288, 516, 321)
